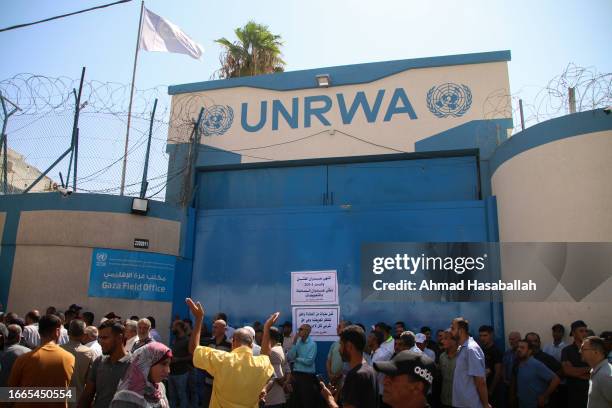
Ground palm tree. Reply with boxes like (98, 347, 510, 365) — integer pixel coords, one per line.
(214, 21, 285, 79)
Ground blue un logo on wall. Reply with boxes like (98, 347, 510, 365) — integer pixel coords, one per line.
(427, 83, 472, 118)
(201, 105, 234, 136)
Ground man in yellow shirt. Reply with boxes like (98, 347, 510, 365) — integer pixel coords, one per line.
(186, 298, 277, 408)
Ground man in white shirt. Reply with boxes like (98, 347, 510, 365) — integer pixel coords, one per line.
(124, 320, 138, 352)
(374, 322, 395, 357)
(22, 310, 41, 349)
(83, 325, 102, 359)
(543, 323, 567, 362)
(282, 322, 294, 357)
(370, 330, 394, 406)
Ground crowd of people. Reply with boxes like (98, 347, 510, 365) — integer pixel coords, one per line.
(0, 300, 611, 408)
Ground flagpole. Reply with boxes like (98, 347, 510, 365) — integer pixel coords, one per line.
(120, 0, 145, 196)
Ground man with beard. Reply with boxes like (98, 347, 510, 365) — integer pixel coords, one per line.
(78, 320, 130, 408)
(510, 339, 560, 408)
(321, 325, 378, 408)
(562, 320, 591, 408)
(450, 317, 490, 408)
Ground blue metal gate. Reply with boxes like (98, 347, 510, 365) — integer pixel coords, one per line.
(188, 152, 503, 373)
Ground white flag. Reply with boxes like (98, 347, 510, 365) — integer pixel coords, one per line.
(140, 8, 204, 60)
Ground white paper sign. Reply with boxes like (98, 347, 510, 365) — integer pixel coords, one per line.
(292, 306, 340, 341)
(291, 270, 338, 305)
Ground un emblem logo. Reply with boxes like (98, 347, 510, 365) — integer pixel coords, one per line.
(96, 252, 108, 262)
(427, 83, 472, 118)
(201, 105, 234, 136)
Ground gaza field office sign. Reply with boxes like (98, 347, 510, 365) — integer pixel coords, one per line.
(167, 50, 512, 163)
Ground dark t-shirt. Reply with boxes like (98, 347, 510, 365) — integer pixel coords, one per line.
(533, 350, 561, 374)
(88, 354, 131, 408)
(170, 335, 191, 375)
(342, 363, 378, 408)
(483, 343, 503, 387)
(561, 343, 589, 408)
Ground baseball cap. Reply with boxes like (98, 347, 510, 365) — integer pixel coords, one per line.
(374, 350, 436, 384)
(415, 333, 426, 344)
(69, 304, 83, 311)
(104, 312, 121, 320)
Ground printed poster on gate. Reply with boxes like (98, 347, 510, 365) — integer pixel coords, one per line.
(292, 306, 340, 341)
(291, 270, 339, 305)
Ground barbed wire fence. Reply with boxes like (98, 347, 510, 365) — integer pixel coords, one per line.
(0, 63, 610, 201)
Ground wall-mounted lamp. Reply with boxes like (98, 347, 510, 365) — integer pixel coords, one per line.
(316, 74, 331, 87)
(131, 197, 149, 215)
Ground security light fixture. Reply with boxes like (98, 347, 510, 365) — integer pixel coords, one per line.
(316, 74, 331, 87)
(131, 197, 149, 215)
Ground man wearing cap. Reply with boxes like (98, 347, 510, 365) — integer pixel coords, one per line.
(321, 325, 378, 408)
(450, 317, 490, 408)
(373, 350, 435, 408)
(416, 333, 436, 361)
(562, 320, 591, 408)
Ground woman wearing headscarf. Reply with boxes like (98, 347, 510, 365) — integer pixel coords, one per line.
(111, 341, 172, 407)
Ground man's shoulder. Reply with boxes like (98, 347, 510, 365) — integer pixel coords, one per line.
(8, 344, 31, 355)
(467, 338, 484, 355)
(353, 363, 376, 377)
(74, 344, 95, 359)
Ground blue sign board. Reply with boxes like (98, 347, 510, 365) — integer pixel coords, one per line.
(89, 248, 176, 302)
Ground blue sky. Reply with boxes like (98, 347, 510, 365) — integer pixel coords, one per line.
(2, 0, 611, 93)
(0, 0, 610, 196)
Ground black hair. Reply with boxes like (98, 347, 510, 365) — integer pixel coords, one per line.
(420, 326, 432, 334)
(25, 311, 40, 323)
(340, 325, 366, 352)
(584, 336, 606, 355)
(395, 321, 406, 328)
(479, 325, 494, 334)
(99, 319, 125, 336)
(39, 314, 62, 337)
(146, 316, 156, 329)
(525, 332, 541, 342)
(215, 312, 228, 322)
(552, 323, 565, 333)
(371, 330, 385, 347)
(356, 323, 366, 332)
(399, 331, 416, 348)
(268, 326, 283, 344)
(452, 317, 469, 333)
(82, 312, 94, 326)
(130, 315, 139, 321)
(68, 319, 86, 337)
(375, 322, 390, 334)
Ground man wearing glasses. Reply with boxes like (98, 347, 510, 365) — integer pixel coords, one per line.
(580, 336, 612, 408)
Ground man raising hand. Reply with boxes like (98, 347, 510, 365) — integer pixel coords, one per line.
(186, 298, 278, 408)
